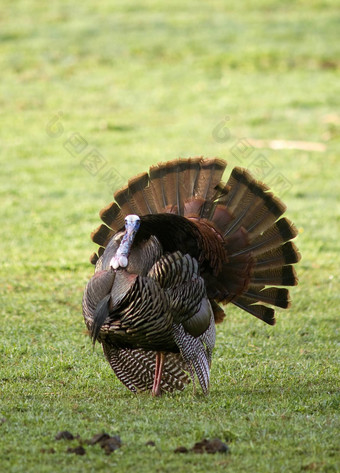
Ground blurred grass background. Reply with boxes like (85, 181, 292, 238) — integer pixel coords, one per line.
(0, 1, 339, 472)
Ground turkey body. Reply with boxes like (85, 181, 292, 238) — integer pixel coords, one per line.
(82, 157, 300, 395)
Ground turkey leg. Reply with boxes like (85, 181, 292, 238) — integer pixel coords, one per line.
(152, 352, 165, 397)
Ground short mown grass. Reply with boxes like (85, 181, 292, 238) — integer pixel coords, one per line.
(1, 1, 339, 472)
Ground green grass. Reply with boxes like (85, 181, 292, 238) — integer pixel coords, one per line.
(1, 0, 339, 472)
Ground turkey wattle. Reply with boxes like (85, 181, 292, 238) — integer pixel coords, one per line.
(82, 157, 300, 396)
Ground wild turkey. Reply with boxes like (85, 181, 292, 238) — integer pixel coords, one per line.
(82, 157, 300, 396)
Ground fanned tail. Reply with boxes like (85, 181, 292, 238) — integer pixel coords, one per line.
(90, 157, 300, 326)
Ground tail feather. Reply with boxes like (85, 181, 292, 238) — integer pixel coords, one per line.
(91, 223, 115, 247)
(90, 252, 99, 265)
(243, 286, 291, 308)
(194, 158, 227, 218)
(149, 163, 167, 212)
(167, 160, 182, 214)
(127, 172, 158, 215)
(168, 159, 201, 215)
(245, 193, 286, 238)
(114, 185, 138, 215)
(183, 157, 204, 200)
(154, 159, 181, 213)
(99, 202, 125, 231)
(254, 241, 301, 270)
(177, 158, 208, 215)
(252, 265, 298, 286)
(222, 168, 257, 212)
(232, 296, 276, 325)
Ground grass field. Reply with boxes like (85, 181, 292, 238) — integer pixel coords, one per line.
(1, 1, 339, 472)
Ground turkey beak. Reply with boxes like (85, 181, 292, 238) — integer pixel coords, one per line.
(110, 215, 141, 270)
